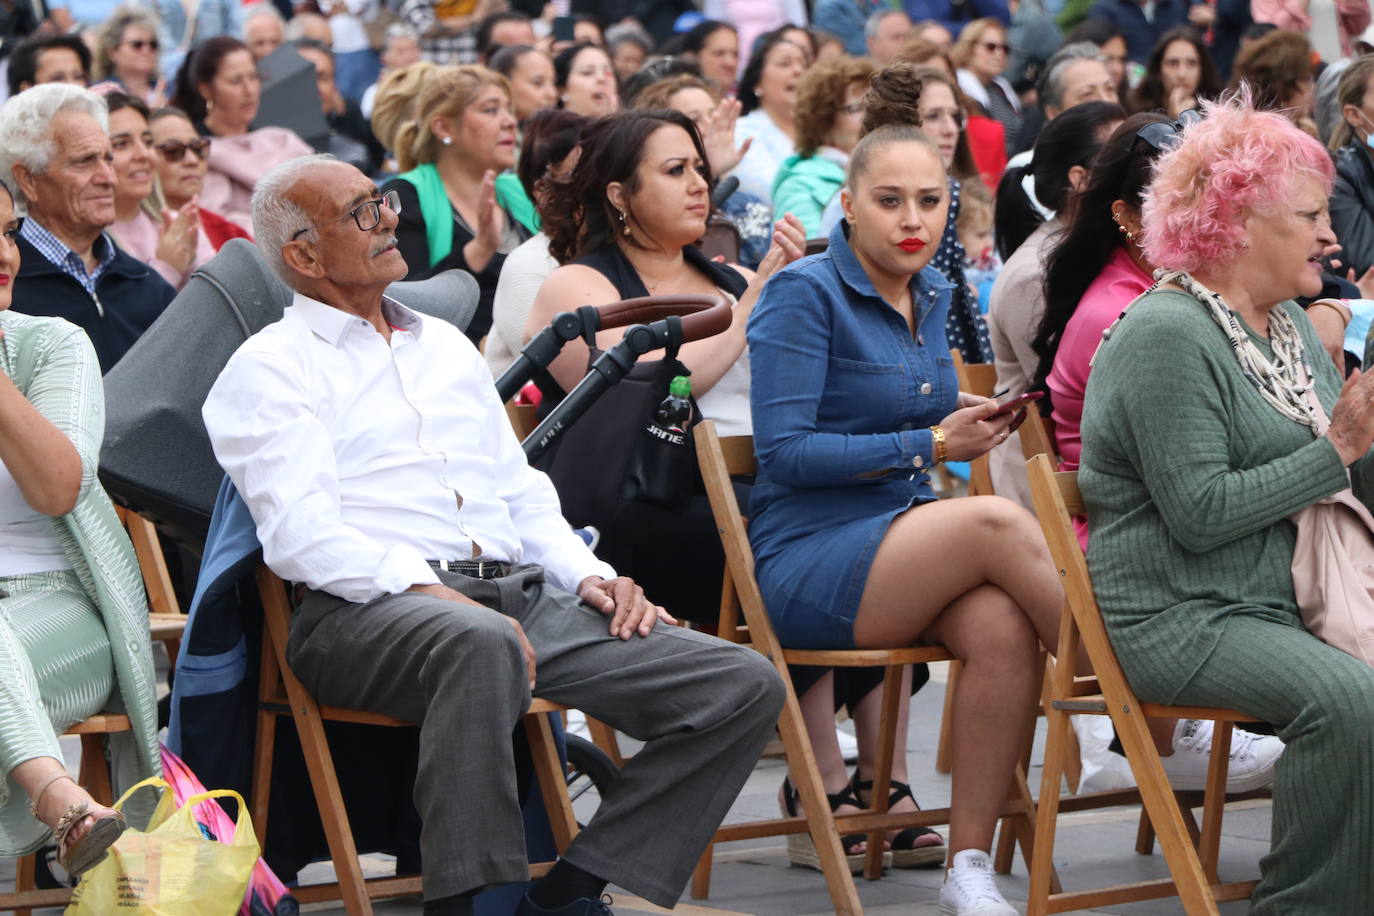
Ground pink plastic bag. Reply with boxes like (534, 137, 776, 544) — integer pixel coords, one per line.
(159, 745, 299, 916)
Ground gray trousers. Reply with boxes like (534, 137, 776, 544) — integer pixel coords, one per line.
(1128, 611, 1374, 914)
(286, 564, 783, 905)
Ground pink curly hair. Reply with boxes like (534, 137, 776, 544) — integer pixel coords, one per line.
(1140, 91, 1333, 274)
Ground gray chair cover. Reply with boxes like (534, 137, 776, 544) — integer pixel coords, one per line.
(101, 238, 479, 548)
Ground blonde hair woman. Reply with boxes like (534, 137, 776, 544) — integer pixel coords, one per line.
(952, 18, 1020, 155)
(368, 60, 439, 157)
(381, 64, 532, 343)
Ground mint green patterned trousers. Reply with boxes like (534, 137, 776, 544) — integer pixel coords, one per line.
(0, 569, 114, 856)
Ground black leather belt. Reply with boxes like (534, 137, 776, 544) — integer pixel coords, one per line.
(427, 559, 509, 579)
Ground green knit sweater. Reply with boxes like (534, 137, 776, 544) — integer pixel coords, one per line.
(1080, 290, 1374, 700)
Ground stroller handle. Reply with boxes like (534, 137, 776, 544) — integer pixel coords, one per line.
(593, 294, 732, 341)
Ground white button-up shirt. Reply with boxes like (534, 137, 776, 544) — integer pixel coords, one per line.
(202, 292, 615, 602)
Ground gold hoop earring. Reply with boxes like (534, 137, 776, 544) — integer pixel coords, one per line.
(1113, 218, 1134, 241)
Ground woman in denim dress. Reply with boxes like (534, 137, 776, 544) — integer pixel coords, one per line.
(747, 124, 1065, 915)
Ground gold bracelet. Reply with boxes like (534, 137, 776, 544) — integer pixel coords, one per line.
(930, 425, 947, 465)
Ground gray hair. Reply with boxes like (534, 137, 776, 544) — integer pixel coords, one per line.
(285, 12, 331, 43)
(251, 153, 338, 281)
(95, 5, 162, 80)
(0, 84, 110, 210)
(243, 3, 285, 30)
(605, 21, 653, 54)
(384, 23, 419, 46)
(865, 9, 908, 41)
(1039, 41, 1105, 113)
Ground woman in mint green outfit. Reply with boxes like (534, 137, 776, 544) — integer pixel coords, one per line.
(0, 177, 160, 875)
(383, 65, 532, 344)
(1081, 96, 1374, 912)
(770, 55, 873, 237)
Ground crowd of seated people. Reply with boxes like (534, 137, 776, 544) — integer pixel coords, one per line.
(5, 2, 1374, 913)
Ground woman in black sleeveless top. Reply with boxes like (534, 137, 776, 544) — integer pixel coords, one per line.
(523, 110, 804, 621)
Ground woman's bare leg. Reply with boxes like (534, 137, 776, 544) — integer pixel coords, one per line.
(849, 496, 1054, 854)
(851, 496, 1063, 651)
(924, 584, 1040, 853)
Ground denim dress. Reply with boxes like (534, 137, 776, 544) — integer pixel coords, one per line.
(747, 220, 957, 649)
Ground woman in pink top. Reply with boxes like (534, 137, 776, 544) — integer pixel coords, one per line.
(105, 94, 251, 290)
(1034, 113, 1172, 485)
(169, 36, 313, 231)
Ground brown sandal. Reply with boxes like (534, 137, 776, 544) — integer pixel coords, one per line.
(54, 801, 126, 877)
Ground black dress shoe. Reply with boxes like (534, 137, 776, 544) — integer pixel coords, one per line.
(513, 892, 614, 916)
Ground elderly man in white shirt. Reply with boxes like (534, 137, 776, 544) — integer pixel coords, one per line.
(201, 154, 783, 916)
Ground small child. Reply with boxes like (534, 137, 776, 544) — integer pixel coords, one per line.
(956, 180, 1000, 313)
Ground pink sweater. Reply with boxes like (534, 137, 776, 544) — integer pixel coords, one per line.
(110, 209, 217, 290)
(1046, 246, 1152, 472)
(200, 127, 314, 231)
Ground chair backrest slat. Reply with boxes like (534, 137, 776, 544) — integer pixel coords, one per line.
(950, 350, 998, 496)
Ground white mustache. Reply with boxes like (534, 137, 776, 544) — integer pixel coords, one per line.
(370, 236, 398, 257)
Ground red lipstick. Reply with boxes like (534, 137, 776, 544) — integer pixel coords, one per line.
(898, 237, 925, 253)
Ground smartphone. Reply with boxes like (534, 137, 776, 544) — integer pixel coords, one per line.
(987, 390, 1044, 419)
(553, 16, 575, 42)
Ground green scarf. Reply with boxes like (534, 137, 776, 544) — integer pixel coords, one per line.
(395, 162, 453, 267)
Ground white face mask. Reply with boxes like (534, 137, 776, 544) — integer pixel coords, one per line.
(1357, 109, 1374, 150)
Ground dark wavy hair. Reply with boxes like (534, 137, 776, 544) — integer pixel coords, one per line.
(681, 19, 735, 56)
(172, 35, 251, 122)
(993, 99, 1125, 259)
(1129, 26, 1220, 115)
(1031, 111, 1172, 398)
(553, 41, 610, 94)
(517, 108, 588, 201)
(542, 110, 712, 264)
(738, 27, 808, 115)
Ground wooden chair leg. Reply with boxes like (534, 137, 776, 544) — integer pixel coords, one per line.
(690, 844, 713, 900)
(863, 664, 903, 881)
(1111, 704, 1221, 914)
(13, 852, 36, 916)
(935, 660, 960, 774)
(995, 718, 1038, 876)
(585, 717, 624, 767)
(776, 680, 864, 914)
(78, 733, 112, 805)
(524, 712, 579, 855)
(1135, 807, 1156, 855)
(1198, 721, 1233, 883)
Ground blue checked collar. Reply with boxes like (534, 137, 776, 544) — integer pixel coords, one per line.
(20, 217, 116, 304)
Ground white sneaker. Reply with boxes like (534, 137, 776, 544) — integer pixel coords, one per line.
(939, 849, 1018, 915)
(836, 725, 859, 763)
(1159, 719, 1283, 793)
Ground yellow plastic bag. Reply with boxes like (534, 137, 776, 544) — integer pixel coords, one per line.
(66, 776, 259, 915)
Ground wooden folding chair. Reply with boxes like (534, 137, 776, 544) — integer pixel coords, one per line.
(115, 506, 187, 668)
(689, 421, 1040, 915)
(933, 351, 1001, 775)
(2, 714, 132, 915)
(1025, 453, 1262, 915)
(249, 566, 581, 915)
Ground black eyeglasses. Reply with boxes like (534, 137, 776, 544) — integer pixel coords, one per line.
(980, 41, 1010, 54)
(154, 138, 211, 162)
(291, 188, 402, 240)
(125, 38, 159, 51)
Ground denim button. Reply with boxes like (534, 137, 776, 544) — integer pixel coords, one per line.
(912, 454, 925, 468)
(919, 382, 932, 395)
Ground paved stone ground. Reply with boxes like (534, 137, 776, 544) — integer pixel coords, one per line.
(4, 661, 1263, 915)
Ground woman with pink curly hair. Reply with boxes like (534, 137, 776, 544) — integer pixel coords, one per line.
(1079, 93, 1374, 912)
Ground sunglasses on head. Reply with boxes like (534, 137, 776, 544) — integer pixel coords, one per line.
(1131, 108, 1204, 154)
(154, 138, 211, 162)
(125, 38, 159, 51)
